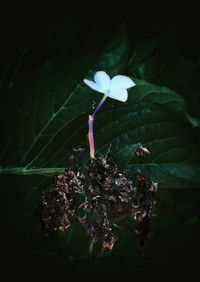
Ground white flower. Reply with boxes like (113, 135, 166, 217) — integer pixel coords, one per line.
(83, 71, 135, 102)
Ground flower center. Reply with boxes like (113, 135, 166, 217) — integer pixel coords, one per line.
(105, 89, 111, 95)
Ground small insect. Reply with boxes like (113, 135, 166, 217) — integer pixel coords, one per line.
(135, 143, 150, 157)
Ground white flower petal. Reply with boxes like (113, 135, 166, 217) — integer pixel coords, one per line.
(83, 79, 102, 93)
(94, 71, 110, 91)
(108, 88, 128, 102)
(110, 75, 135, 91)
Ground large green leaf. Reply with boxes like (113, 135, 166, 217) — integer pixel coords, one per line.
(94, 79, 200, 188)
(1, 28, 200, 192)
(127, 35, 176, 81)
(1, 27, 129, 168)
(128, 34, 200, 125)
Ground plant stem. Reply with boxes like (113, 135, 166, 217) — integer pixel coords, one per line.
(88, 95, 107, 159)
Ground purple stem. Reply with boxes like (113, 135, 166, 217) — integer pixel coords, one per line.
(92, 94, 107, 118)
(88, 95, 107, 159)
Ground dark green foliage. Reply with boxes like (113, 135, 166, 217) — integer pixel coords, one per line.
(0, 19, 199, 273)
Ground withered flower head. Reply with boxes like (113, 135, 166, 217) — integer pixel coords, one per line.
(38, 150, 158, 252)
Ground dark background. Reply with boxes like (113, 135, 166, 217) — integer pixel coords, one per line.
(1, 8, 200, 278)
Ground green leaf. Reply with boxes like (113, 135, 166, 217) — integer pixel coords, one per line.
(1, 27, 129, 169)
(0, 28, 200, 190)
(128, 35, 200, 125)
(128, 35, 176, 81)
(93, 80, 200, 188)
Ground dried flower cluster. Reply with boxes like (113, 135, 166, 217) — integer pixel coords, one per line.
(39, 150, 157, 252)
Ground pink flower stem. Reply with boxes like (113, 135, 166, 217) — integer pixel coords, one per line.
(88, 94, 107, 159)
